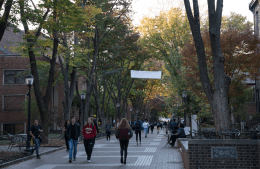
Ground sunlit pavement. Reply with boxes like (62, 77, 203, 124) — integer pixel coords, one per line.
(6, 127, 183, 169)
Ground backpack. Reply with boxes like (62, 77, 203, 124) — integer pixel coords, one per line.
(119, 128, 130, 141)
(135, 121, 141, 130)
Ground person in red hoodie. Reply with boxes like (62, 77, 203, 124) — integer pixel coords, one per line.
(82, 117, 97, 163)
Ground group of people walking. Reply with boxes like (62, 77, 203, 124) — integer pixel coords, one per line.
(63, 116, 99, 163)
(31, 116, 181, 165)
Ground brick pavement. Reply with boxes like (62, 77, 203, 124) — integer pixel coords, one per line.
(5, 128, 184, 169)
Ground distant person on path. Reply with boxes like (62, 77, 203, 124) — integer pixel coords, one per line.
(30, 119, 43, 159)
(177, 123, 186, 138)
(170, 119, 177, 133)
(105, 120, 112, 142)
(115, 118, 133, 165)
(157, 120, 161, 134)
(150, 121, 154, 134)
(114, 118, 120, 142)
(82, 117, 97, 163)
(66, 116, 81, 163)
(134, 118, 143, 145)
(63, 119, 70, 152)
(143, 119, 150, 137)
(90, 116, 99, 146)
(169, 125, 179, 147)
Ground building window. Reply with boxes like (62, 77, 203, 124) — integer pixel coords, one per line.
(2, 94, 26, 111)
(4, 70, 25, 84)
(246, 86, 255, 102)
(3, 123, 25, 135)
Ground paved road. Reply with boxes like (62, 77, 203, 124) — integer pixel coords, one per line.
(6, 128, 184, 169)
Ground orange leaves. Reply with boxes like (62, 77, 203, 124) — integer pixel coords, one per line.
(182, 15, 260, 100)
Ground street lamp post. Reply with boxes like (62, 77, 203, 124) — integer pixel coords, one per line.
(24, 75, 34, 153)
(81, 93, 86, 127)
(182, 90, 187, 126)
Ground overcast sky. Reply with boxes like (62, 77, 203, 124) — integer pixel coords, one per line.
(131, 0, 254, 26)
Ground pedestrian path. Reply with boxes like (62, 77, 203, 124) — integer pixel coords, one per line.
(5, 128, 184, 169)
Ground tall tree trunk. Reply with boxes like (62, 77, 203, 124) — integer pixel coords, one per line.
(184, 0, 231, 131)
(0, 0, 13, 41)
(19, 1, 53, 143)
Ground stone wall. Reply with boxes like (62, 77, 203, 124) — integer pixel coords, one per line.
(188, 139, 259, 169)
(177, 138, 189, 169)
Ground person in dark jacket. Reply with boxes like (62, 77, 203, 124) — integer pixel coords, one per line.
(30, 119, 43, 159)
(115, 118, 133, 165)
(157, 120, 161, 134)
(169, 125, 179, 146)
(170, 119, 177, 133)
(66, 116, 81, 163)
(150, 121, 154, 134)
(82, 117, 97, 163)
(105, 120, 112, 142)
(177, 123, 186, 138)
(63, 119, 70, 152)
(134, 118, 143, 145)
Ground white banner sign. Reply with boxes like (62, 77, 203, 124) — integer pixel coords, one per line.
(131, 70, 161, 79)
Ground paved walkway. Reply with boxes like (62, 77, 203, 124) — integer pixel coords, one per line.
(5, 128, 184, 169)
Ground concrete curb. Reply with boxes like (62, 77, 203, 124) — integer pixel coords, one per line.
(0, 135, 111, 168)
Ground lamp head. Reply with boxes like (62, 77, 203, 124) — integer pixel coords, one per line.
(26, 75, 34, 86)
(182, 90, 187, 99)
(81, 93, 85, 100)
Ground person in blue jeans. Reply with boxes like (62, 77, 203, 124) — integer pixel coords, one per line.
(66, 116, 80, 163)
(142, 119, 149, 137)
(30, 119, 43, 159)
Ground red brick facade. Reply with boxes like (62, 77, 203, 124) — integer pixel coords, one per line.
(0, 27, 65, 135)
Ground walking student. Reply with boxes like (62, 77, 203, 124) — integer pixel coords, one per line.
(143, 119, 149, 137)
(63, 119, 70, 152)
(114, 118, 120, 142)
(30, 119, 43, 159)
(83, 117, 97, 163)
(115, 118, 133, 165)
(150, 121, 154, 134)
(134, 118, 143, 145)
(66, 116, 80, 163)
(157, 120, 161, 134)
(105, 120, 112, 142)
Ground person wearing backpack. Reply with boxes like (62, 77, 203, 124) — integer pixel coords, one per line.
(134, 118, 143, 145)
(82, 117, 97, 163)
(115, 118, 133, 165)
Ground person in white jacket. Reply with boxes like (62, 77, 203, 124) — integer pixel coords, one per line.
(142, 119, 150, 137)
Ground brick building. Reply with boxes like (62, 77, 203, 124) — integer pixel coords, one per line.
(0, 26, 65, 135)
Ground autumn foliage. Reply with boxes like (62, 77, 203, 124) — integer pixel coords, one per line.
(182, 16, 260, 101)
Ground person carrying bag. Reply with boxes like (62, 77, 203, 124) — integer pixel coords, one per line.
(115, 118, 133, 165)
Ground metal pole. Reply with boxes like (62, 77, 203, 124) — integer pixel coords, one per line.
(184, 100, 186, 127)
(25, 84, 31, 152)
(81, 99, 85, 127)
